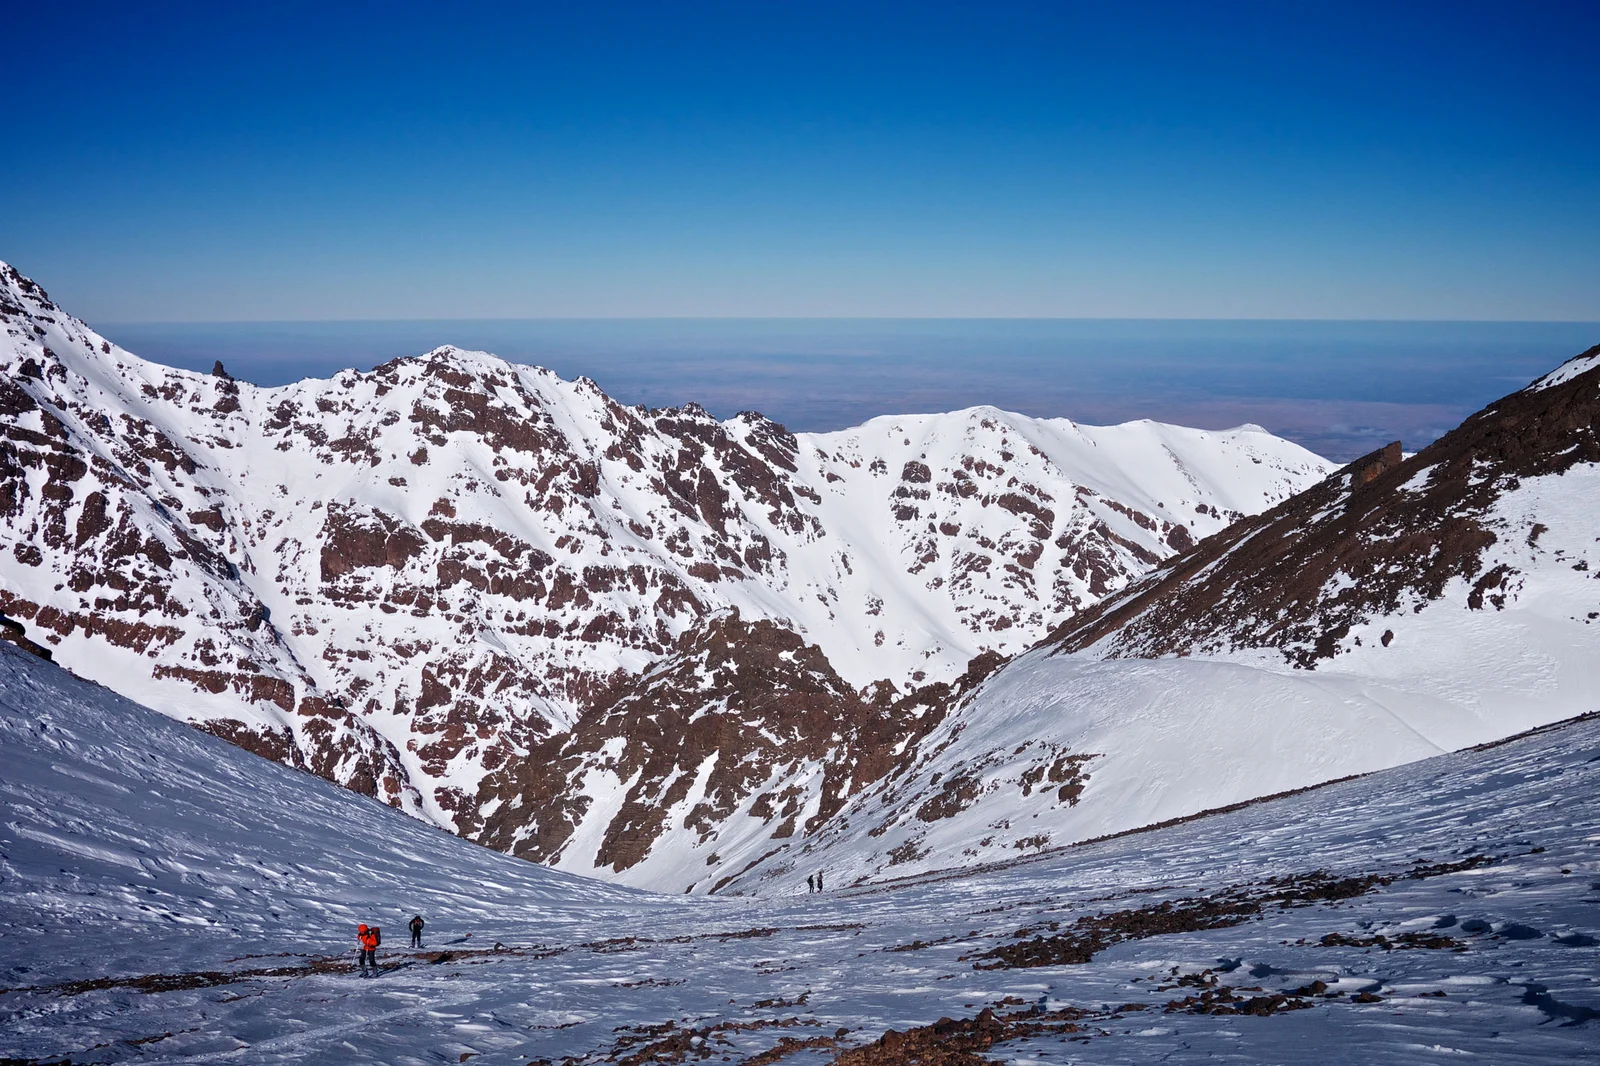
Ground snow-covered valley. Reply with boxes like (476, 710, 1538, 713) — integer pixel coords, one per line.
(3, 640, 1597, 1065)
(7, 0, 1596, 1057)
(3, 254, 1598, 1062)
(3, 258, 1599, 902)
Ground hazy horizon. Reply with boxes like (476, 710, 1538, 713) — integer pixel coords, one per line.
(100, 317, 1598, 463)
(93, 314, 1600, 325)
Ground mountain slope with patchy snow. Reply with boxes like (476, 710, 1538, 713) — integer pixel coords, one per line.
(718, 347, 1600, 891)
(1049, 342, 1600, 667)
(0, 259, 1329, 884)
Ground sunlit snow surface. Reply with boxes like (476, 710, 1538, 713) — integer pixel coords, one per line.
(2, 643, 1597, 1064)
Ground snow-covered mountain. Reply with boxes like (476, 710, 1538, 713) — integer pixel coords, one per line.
(4, 635, 1597, 1064)
(0, 260, 1331, 888)
(735, 346, 1600, 891)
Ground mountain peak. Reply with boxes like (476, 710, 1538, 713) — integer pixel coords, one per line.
(0, 261, 56, 312)
(1529, 342, 1600, 393)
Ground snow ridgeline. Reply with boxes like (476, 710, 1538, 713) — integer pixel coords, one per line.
(3, 641, 1597, 1064)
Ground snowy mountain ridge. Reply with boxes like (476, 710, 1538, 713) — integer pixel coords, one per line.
(0, 260, 1331, 889)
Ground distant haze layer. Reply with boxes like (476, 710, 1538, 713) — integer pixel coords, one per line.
(103, 318, 1598, 461)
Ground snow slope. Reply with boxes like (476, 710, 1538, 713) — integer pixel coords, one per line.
(0, 643, 656, 988)
(3, 641, 1597, 1064)
(752, 627, 1597, 891)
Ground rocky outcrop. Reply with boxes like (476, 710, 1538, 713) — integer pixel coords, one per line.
(1047, 345, 1600, 667)
(0, 612, 52, 661)
(467, 609, 969, 887)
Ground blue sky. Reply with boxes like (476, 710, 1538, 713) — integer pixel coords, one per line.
(3, 1, 1597, 320)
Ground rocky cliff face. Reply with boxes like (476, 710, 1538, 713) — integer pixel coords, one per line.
(0, 260, 1332, 889)
(464, 609, 1008, 891)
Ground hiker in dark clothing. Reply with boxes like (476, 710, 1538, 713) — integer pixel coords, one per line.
(409, 915, 425, 948)
(806, 874, 815, 894)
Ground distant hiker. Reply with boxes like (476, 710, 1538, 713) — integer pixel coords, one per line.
(409, 914, 425, 948)
(806, 874, 815, 894)
(816, 870, 824, 892)
(357, 923, 380, 973)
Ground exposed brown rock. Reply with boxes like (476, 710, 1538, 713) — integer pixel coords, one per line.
(0, 612, 53, 661)
(1049, 347, 1600, 666)
(193, 719, 306, 769)
(832, 1005, 1086, 1066)
(319, 504, 426, 581)
(469, 610, 958, 875)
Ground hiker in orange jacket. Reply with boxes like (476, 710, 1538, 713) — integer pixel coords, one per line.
(357, 923, 380, 973)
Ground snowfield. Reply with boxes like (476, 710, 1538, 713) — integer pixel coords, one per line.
(3, 642, 1597, 1064)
